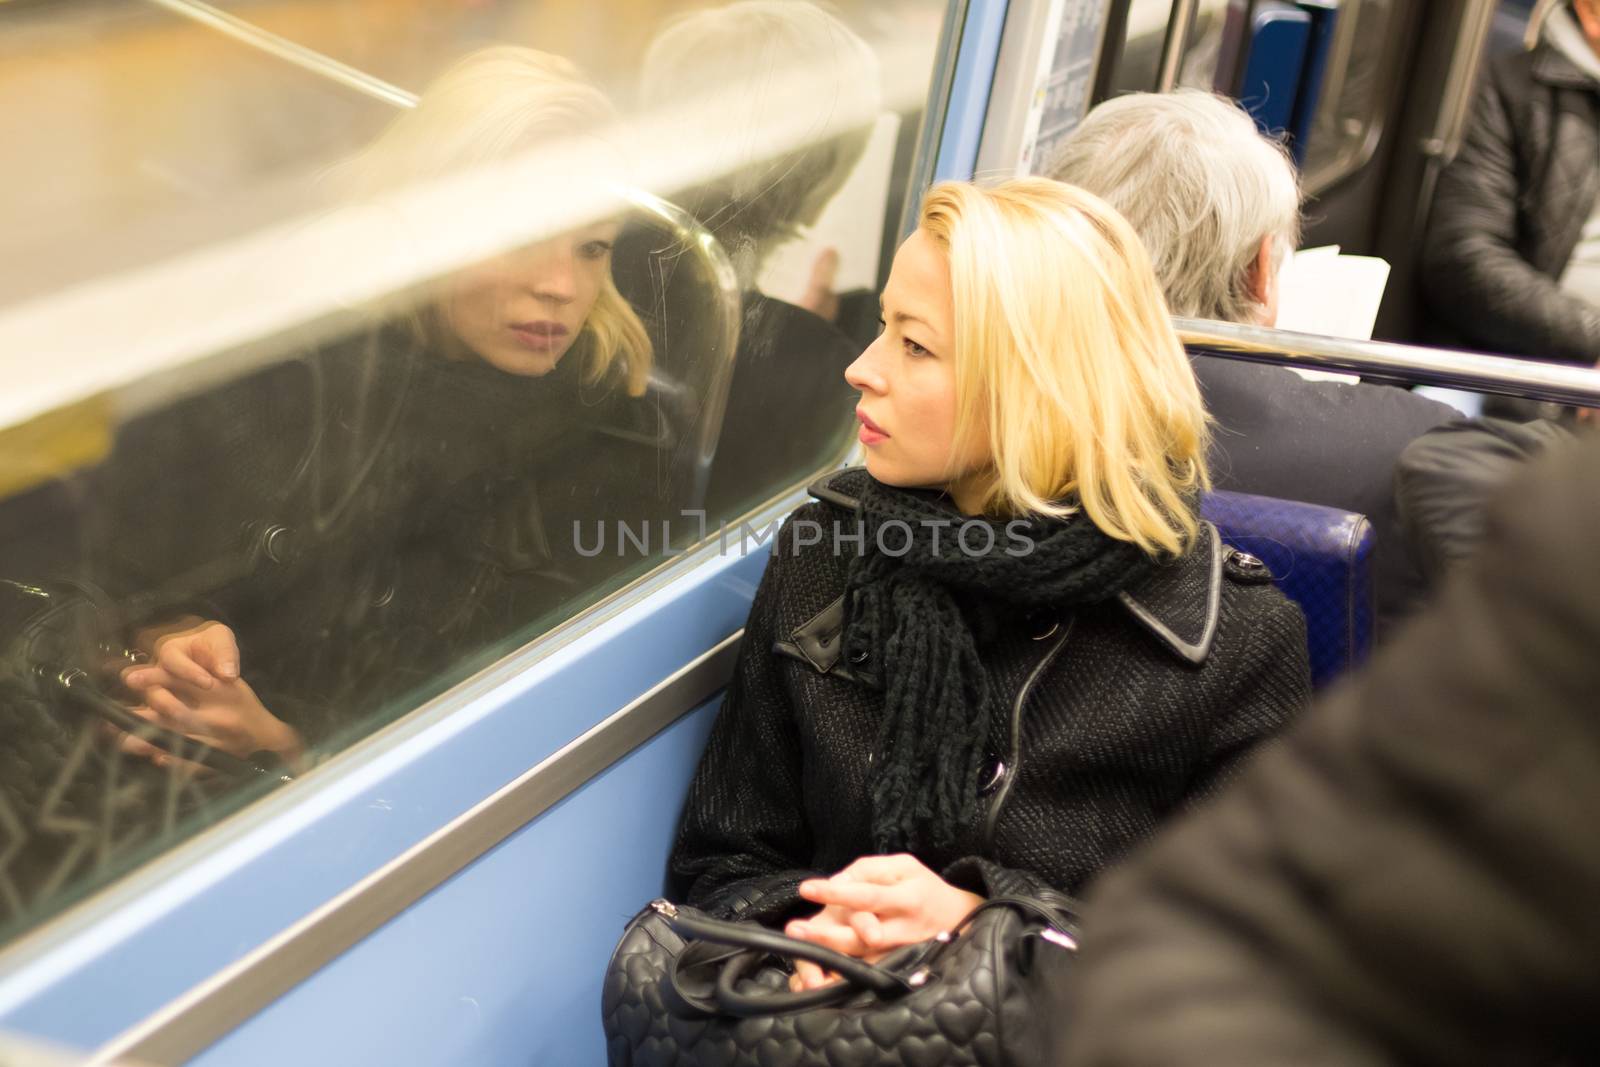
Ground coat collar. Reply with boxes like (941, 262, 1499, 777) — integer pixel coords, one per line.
(1532, 38, 1600, 91)
(1115, 523, 1223, 666)
(806, 467, 1223, 666)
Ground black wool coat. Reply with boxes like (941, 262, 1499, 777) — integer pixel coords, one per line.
(668, 468, 1312, 921)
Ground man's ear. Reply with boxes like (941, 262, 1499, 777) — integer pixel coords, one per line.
(1244, 236, 1279, 326)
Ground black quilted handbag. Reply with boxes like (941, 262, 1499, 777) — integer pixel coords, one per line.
(601, 894, 1080, 1066)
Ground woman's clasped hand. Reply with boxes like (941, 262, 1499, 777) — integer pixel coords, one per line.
(784, 854, 984, 991)
(115, 617, 304, 773)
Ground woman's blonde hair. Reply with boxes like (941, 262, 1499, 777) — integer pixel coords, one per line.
(921, 178, 1210, 556)
(341, 46, 652, 395)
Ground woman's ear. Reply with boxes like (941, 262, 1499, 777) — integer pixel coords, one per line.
(1244, 236, 1280, 327)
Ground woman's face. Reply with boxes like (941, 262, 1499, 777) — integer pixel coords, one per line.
(440, 220, 619, 376)
(845, 229, 990, 503)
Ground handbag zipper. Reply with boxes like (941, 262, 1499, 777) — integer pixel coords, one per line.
(983, 620, 1073, 851)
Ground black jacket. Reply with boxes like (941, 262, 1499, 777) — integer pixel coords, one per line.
(668, 468, 1311, 921)
(1195, 357, 1458, 629)
(1061, 435, 1600, 1067)
(1396, 416, 1579, 583)
(1421, 40, 1600, 363)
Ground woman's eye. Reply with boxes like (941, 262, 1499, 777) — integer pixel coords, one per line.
(578, 240, 613, 260)
(903, 337, 931, 358)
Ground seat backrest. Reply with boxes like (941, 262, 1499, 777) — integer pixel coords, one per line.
(1201, 489, 1375, 689)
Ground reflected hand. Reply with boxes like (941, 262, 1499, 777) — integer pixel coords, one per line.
(797, 853, 982, 960)
(1580, 359, 1600, 424)
(130, 616, 240, 689)
(121, 619, 303, 766)
(118, 668, 302, 766)
(799, 247, 841, 323)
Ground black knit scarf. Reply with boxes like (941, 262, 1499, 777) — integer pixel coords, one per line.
(842, 476, 1155, 855)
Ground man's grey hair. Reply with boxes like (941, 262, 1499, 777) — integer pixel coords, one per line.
(1046, 90, 1301, 324)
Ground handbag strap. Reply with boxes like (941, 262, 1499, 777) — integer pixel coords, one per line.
(952, 895, 1081, 945)
(653, 900, 910, 996)
(711, 949, 870, 1017)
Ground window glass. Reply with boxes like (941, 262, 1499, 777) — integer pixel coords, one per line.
(0, 0, 950, 946)
(1296, 0, 1397, 186)
(1100, 0, 1183, 94)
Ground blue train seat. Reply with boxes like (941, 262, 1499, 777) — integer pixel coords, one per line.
(1202, 489, 1375, 689)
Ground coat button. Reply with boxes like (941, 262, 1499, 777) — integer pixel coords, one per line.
(849, 649, 870, 664)
(978, 760, 1007, 795)
(1232, 551, 1264, 569)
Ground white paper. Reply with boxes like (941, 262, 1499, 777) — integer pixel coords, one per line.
(1274, 245, 1392, 383)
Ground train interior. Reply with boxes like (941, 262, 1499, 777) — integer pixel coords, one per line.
(0, 0, 1592, 1063)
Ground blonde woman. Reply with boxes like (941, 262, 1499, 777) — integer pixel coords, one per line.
(667, 178, 1311, 990)
(113, 48, 656, 769)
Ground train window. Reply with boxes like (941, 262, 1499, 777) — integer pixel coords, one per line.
(1100, 0, 1186, 94)
(0, 0, 948, 947)
(1096, 0, 1402, 192)
(1293, 0, 1400, 189)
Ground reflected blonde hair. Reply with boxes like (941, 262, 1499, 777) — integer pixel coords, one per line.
(922, 179, 1210, 556)
(342, 46, 652, 395)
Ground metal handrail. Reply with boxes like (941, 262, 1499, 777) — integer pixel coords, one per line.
(142, 0, 419, 109)
(617, 189, 742, 512)
(1177, 318, 1600, 407)
(1155, 0, 1201, 92)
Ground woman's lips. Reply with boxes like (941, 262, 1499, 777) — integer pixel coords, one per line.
(509, 321, 570, 350)
(856, 409, 889, 446)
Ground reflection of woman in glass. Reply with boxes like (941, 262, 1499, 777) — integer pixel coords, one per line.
(115, 47, 654, 771)
(666, 180, 1310, 990)
(639, 1, 884, 515)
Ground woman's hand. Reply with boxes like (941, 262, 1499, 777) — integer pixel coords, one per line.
(128, 616, 240, 689)
(798, 247, 841, 323)
(785, 854, 985, 991)
(119, 619, 303, 766)
(785, 903, 872, 992)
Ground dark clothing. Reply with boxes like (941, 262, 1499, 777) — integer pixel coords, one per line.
(241, 328, 685, 740)
(1195, 356, 1458, 628)
(1061, 435, 1600, 1067)
(1421, 41, 1600, 363)
(1396, 416, 1579, 582)
(704, 293, 860, 520)
(839, 472, 1155, 855)
(668, 468, 1311, 923)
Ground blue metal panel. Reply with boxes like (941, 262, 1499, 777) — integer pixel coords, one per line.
(1236, 2, 1313, 137)
(1288, 0, 1340, 164)
(933, 0, 1011, 181)
(0, 541, 771, 1049)
(188, 698, 724, 1067)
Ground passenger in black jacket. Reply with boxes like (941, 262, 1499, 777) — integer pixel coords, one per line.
(1421, 2, 1600, 364)
(667, 178, 1310, 991)
(1060, 433, 1600, 1067)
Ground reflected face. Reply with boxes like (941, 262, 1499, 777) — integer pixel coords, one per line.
(845, 229, 990, 500)
(439, 221, 619, 376)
